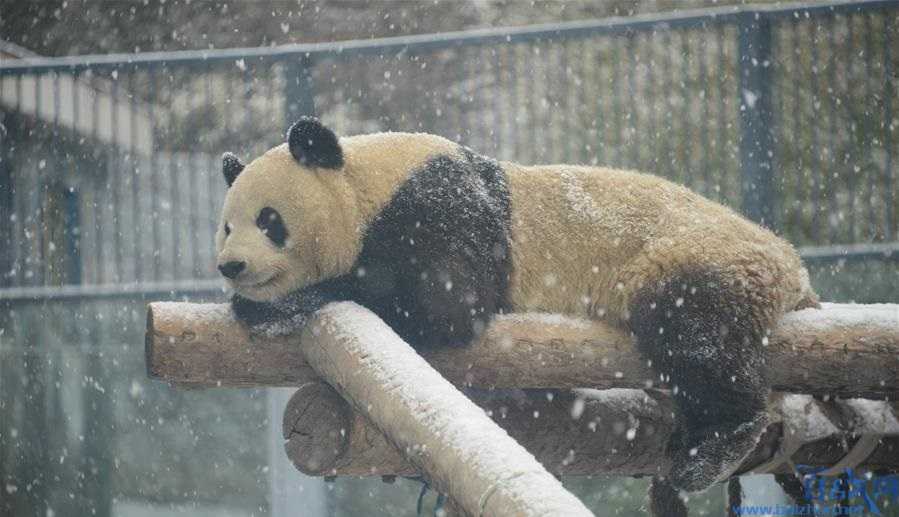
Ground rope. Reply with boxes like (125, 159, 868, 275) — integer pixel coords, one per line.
(411, 476, 447, 517)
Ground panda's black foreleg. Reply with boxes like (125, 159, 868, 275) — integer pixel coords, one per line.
(629, 269, 771, 493)
(231, 275, 356, 336)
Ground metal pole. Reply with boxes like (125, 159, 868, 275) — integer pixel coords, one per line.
(283, 55, 316, 125)
(737, 11, 777, 228)
(0, 111, 13, 288)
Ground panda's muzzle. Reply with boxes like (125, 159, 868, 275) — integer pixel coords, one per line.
(218, 261, 246, 279)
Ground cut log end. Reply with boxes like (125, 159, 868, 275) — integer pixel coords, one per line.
(282, 382, 352, 475)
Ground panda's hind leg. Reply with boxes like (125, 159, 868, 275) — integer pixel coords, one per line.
(629, 269, 771, 492)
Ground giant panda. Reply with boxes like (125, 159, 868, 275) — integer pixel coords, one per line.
(216, 117, 818, 496)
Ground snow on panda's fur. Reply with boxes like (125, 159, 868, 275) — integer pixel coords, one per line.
(216, 117, 818, 493)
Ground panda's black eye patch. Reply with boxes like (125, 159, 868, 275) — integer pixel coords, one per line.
(256, 207, 287, 247)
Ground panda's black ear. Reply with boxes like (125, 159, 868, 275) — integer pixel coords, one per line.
(222, 152, 245, 187)
(287, 117, 344, 169)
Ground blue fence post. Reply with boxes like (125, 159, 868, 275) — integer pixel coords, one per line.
(737, 11, 776, 229)
(283, 55, 316, 126)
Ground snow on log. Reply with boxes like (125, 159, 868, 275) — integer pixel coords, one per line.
(299, 302, 594, 517)
(146, 302, 899, 399)
(283, 383, 899, 478)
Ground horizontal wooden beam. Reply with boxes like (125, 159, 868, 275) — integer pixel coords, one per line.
(283, 382, 899, 478)
(146, 302, 899, 398)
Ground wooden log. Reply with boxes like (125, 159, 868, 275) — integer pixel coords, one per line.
(145, 303, 318, 387)
(146, 301, 899, 399)
(283, 386, 899, 478)
(282, 382, 352, 475)
(299, 302, 594, 517)
(283, 384, 671, 477)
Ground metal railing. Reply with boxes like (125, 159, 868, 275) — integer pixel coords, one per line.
(1, 0, 897, 300)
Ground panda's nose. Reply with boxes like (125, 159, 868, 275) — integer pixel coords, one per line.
(218, 261, 246, 279)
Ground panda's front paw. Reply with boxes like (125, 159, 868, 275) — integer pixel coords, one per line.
(247, 313, 309, 338)
(232, 294, 309, 338)
(668, 413, 768, 492)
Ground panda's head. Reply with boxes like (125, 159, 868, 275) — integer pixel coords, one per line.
(216, 117, 360, 302)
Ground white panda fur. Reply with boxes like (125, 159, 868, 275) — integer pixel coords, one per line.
(217, 132, 462, 302)
(502, 162, 817, 324)
(216, 117, 818, 495)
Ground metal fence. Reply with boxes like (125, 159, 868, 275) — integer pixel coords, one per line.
(0, 0, 897, 299)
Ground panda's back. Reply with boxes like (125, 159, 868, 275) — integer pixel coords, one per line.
(501, 162, 815, 324)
